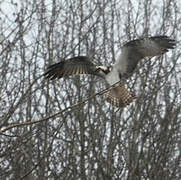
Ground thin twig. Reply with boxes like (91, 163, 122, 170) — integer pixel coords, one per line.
(0, 81, 121, 134)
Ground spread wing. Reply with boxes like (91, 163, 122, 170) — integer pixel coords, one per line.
(116, 36, 176, 76)
(44, 56, 105, 80)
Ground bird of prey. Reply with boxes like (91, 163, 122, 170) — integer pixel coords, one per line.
(44, 36, 176, 107)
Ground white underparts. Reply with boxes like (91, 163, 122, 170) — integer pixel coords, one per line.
(105, 68, 120, 86)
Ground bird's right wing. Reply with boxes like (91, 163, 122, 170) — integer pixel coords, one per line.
(44, 56, 104, 80)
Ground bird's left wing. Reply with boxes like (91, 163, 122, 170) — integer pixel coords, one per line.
(116, 36, 176, 76)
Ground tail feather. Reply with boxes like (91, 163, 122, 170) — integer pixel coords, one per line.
(105, 85, 136, 107)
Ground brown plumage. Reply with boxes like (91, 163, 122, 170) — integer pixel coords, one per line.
(105, 85, 136, 107)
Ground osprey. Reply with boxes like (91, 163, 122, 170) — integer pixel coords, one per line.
(44, 36, 176, 107)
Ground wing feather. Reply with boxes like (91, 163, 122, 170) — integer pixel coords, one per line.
(115, 36, 176, 77)
(44, 56, 102, 80)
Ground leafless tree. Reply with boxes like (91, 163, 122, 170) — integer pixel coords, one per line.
(0, 0, 180, 179)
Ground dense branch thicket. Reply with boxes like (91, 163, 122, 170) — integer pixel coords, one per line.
(0, 0, 180, 179)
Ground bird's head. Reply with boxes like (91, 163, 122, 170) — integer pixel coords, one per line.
(97, 66, 112, 74)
